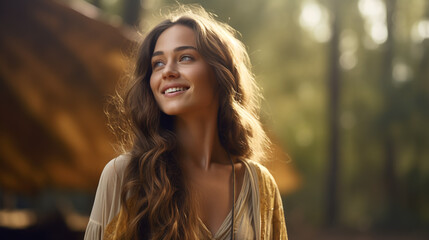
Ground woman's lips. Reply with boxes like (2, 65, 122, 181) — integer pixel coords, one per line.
(163, 87, 190, 97)
(163, 87, 189, 94)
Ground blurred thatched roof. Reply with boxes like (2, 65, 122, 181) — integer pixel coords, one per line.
(0, 0, 135, 193)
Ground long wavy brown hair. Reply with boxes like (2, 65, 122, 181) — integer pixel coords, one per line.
(107, 4, 270, 239)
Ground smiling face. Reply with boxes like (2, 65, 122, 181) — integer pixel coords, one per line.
(149, 24, 218, 117)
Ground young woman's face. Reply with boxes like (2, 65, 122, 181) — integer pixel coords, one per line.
(149, 24, 218, 117)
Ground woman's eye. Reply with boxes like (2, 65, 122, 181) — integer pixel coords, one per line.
(152, 61, 164, 68)
(180, 55, 193, 62)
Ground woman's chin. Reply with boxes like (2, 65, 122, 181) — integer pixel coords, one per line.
(161, 107, 186, 116)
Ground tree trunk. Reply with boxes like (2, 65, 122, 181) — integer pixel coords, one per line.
(123, 0, 141, 27)
(413, 0, 429, 223)
(382, 0, 398, 224)
(326, 0, 341, 227)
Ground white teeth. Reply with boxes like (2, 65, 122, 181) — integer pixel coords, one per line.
(164, 87, 187, 94)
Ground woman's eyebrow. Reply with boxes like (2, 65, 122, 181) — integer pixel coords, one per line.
(152, 46, 197, 57)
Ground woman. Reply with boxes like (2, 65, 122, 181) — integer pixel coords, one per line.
(85, 5, 287, 240)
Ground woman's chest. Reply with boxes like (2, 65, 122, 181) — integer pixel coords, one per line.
(191, 173, 234, 235)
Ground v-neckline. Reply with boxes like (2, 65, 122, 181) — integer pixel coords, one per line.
(199, 166, 249, 238)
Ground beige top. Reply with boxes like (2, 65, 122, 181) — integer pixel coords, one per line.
(200, 160, 258, 240)
(84, 155, 287, 240)
(85, 155, 129, 239)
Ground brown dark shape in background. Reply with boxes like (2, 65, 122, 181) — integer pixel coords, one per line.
(0, 0, 135, 194)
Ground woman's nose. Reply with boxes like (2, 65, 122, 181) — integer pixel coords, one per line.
(162, 62, 179, 79)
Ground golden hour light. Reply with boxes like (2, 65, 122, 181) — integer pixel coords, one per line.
(1, 0, 428, 239)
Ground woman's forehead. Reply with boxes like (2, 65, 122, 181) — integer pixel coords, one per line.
(153, 25, 196, 53)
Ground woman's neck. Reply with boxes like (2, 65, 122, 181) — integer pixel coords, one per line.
(175, 112, 228, 171)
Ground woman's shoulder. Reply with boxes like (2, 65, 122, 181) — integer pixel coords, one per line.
(85, 154, 132, 239)
(245, 160, 272, 177)
(245, 160, 278, 188)
(98, 154, 131, 186)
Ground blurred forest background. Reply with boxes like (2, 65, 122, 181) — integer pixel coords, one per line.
(0, 0, 428, 239)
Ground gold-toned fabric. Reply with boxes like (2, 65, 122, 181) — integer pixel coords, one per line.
(85, 156, 288, 240)
(248, 161, 288, 240)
